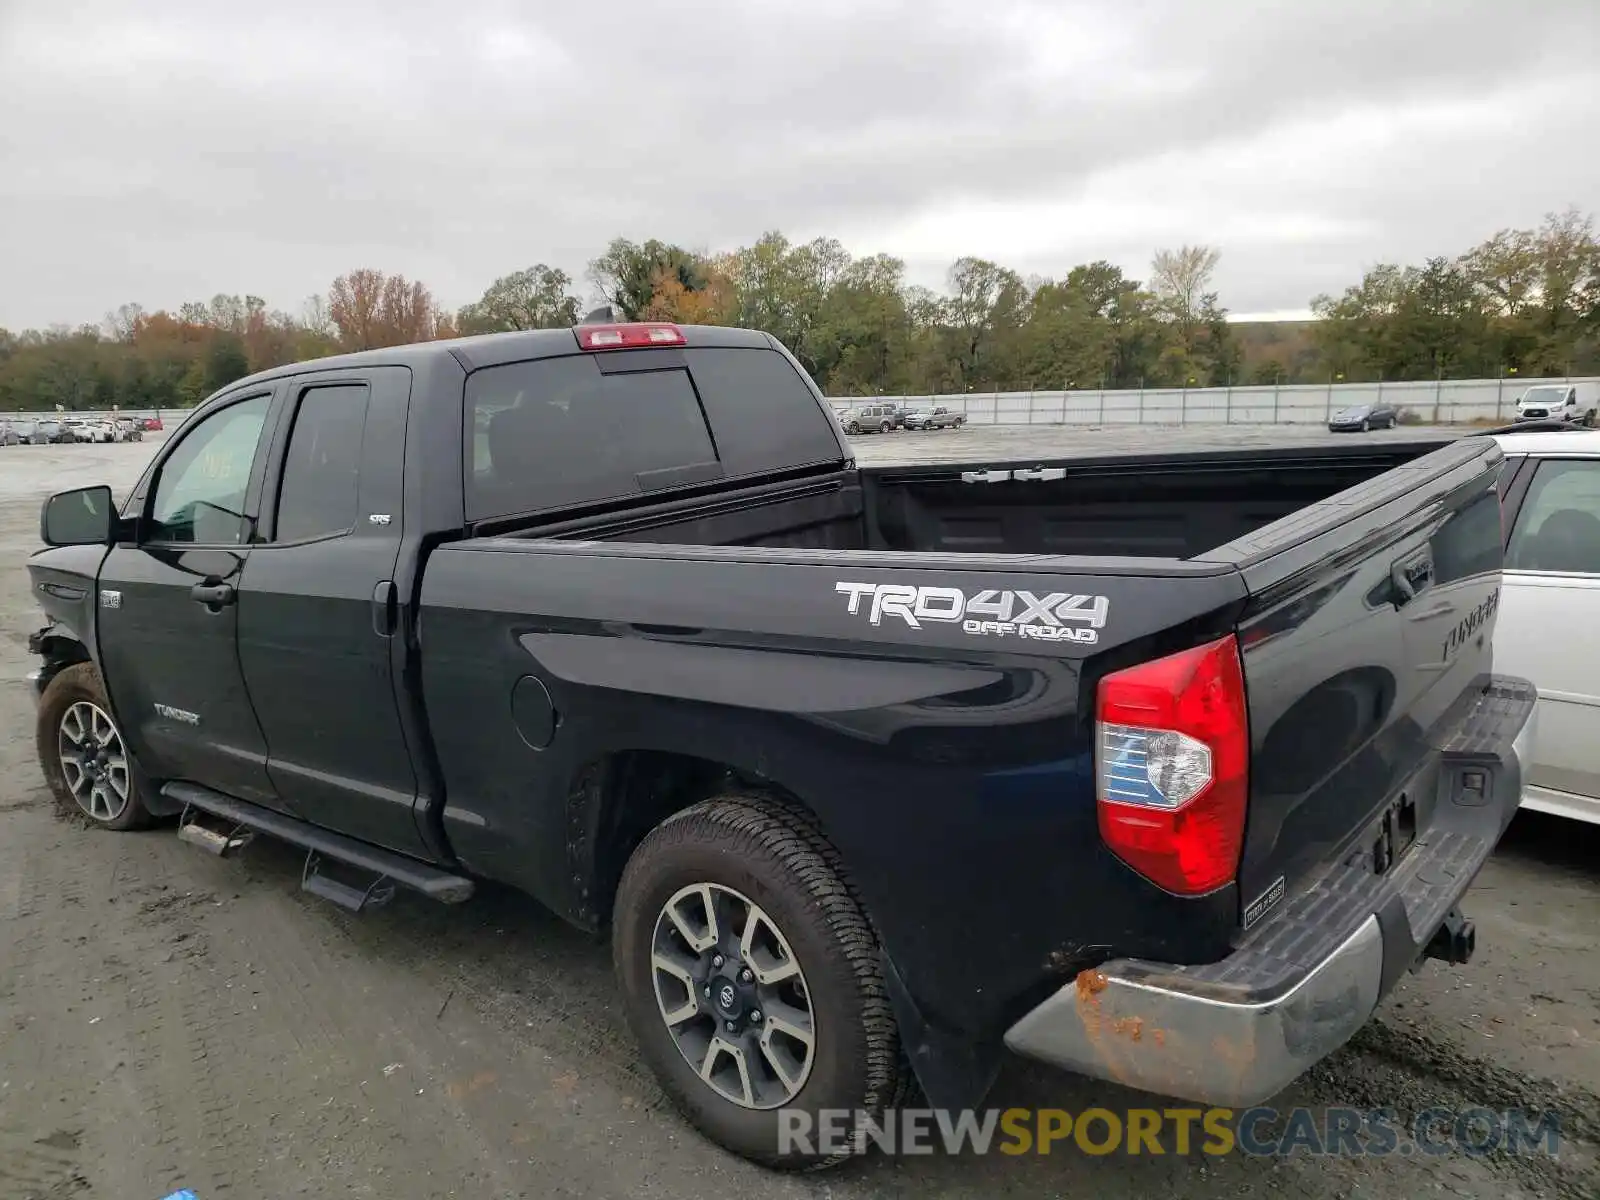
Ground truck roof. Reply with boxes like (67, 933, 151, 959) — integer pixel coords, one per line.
(218, 324, 779, 394)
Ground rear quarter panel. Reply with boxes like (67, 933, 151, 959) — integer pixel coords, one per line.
(418, 540, 1249, 1036)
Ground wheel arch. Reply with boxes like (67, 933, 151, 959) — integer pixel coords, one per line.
(30, 623, 92, 694)
(576, 747, 998, 1111)
(566, 748, 844, 934)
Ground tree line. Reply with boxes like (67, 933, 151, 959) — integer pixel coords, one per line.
(2, 207, 1596, 414)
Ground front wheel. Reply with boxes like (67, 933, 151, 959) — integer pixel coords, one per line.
(846, 421, 861, 435)
(36, 663, 152, 830)
(613, 794, 908, 1168)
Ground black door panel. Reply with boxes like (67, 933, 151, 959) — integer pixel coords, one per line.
(95, 390, 279, 806)
(236, 368, 427, 858)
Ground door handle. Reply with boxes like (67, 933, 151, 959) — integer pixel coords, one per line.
(372, 580, 397, 638)
(190, 582, 236, 608)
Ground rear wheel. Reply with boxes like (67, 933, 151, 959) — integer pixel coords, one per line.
(879, 420, 893, 434)
(1360, 417, 1370, 432)
(846, 421, 861, 435)
(613, 793, 908, 1168)
(36, 663, 152, 830)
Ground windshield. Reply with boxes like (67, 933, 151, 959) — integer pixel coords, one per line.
(1520, 387, 1565, 406)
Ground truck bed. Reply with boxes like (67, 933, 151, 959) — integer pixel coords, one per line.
(515, 441, 1453, 561)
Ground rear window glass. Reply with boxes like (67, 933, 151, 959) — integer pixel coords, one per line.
(466, 354, 718, 521)
(464, 347, 844, 523)
(682, 347, 842, 474)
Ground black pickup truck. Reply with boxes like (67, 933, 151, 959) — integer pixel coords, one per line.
(26, 321, 1535, 1167)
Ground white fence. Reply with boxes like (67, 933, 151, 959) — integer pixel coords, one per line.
(835, 376, 1600, 427)
(6, 376, 1597, 431)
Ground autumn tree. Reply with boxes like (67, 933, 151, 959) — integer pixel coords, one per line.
(327, 269, 440, 350)
(6, 208, 1600, 413)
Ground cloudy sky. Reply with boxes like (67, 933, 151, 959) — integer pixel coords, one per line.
(2, 0, 1598, 331)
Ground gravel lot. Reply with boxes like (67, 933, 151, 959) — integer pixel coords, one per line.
(1, 426, 1596, 1199)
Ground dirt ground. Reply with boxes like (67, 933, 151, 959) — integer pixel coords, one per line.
(0, 426, 1597, 1200)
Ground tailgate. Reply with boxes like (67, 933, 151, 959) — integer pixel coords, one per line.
(1195, 437, 1506, 922)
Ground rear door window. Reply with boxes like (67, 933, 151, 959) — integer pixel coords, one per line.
(1506, 458, 1600, 574)
(274, 383, 370, 542)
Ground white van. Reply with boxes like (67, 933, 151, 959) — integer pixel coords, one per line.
(1513, 382, 1598, 426)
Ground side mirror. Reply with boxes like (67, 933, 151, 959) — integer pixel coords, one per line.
(41, 485, 115, 547)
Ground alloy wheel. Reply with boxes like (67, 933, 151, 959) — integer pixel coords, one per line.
(58, 700, 131, 822)
(650, 881, 816, 1110)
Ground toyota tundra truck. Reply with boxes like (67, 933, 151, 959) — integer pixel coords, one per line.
(25, 321, 1535, 1167)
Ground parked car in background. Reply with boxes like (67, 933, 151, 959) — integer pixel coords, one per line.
(1492, 426, 1600, 826)
(1513, 383, 1597, 426)
(838, 402, 899, 434)
(116, 418, 144, 442)
(0, 420, 21, 446)
(141, 416, 164, 432)
(31, 420, 65, 443)
(1328, 401, 1398, 432)
(903, 405, 966, 430)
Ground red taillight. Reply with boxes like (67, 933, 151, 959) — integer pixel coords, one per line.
(1095, 634, 1249, 895)
(575, 322, 685, 351)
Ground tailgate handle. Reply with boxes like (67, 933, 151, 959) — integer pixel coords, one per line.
(1012, 467, 1066, 481)
(1388, 547, 1435, 608)
(961, 470, 1012, 484)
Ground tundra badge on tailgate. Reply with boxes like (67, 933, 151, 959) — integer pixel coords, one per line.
(834, 582, 1108, 643)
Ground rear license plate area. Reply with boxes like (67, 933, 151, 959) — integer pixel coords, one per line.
(1370, 792, 1418, 876)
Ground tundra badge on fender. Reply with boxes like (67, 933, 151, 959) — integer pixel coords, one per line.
(835, 582, 1109, 643)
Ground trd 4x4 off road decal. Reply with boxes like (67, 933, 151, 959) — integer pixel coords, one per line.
(834, 582, 1109, 643)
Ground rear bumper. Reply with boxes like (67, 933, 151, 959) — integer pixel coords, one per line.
(1004, 676, 1537, 1107)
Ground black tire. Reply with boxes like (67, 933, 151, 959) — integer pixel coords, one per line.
(846, 421, 860, 435)
(1360, 418, 1370, 432)
(36, 663, 152, 830)
(879, 421, 893, 434)
(613, 793, 908, 1169)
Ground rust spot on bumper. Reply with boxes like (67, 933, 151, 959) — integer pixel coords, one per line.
(1075, 969, 1109, 1000)
(1111, 1016, 1144, 1041)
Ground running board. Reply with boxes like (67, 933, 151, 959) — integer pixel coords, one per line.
(161, 782, 475, 906)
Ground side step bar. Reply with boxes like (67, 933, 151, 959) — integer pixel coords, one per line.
(162, 782, 475, 907)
